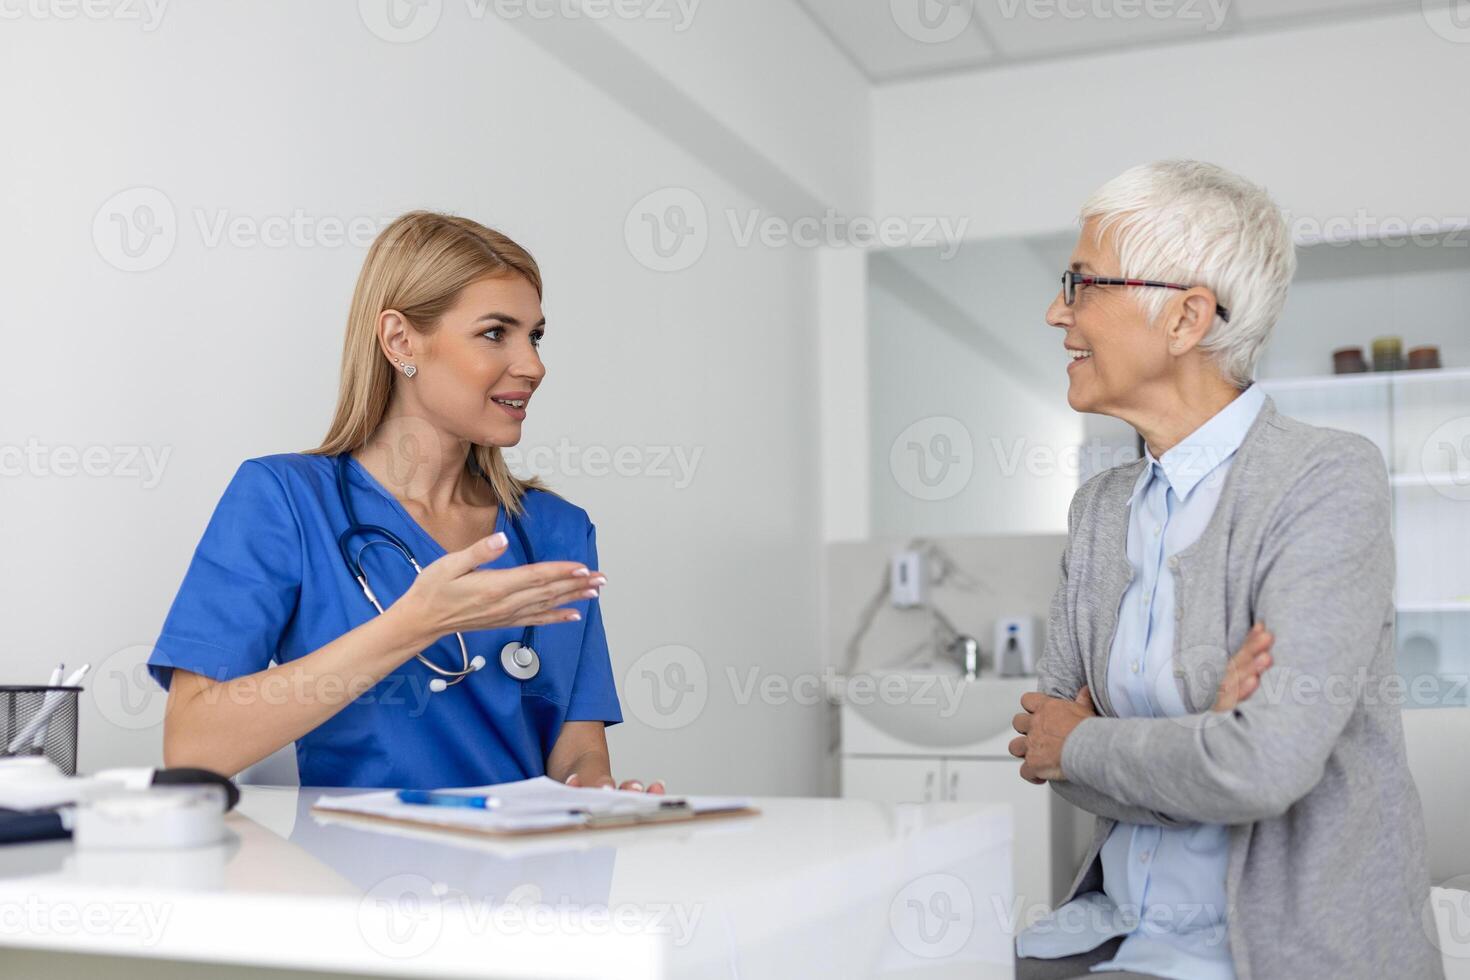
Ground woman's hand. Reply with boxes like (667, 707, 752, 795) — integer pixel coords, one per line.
(396, 532, 604, 640)
(565, 771, 666, 794)
(1213, 622, 1274, 713)
(1010, 687, 1097, 784)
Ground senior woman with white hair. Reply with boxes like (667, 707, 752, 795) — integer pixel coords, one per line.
(1008, 161, 1442, 980)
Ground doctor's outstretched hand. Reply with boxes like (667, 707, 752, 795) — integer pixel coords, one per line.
(398, 531, 606, 639)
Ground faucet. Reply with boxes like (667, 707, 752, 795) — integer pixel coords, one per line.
(948, 634, 980, 682)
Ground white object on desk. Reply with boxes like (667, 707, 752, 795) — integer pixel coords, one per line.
(73, 786, 226, 850)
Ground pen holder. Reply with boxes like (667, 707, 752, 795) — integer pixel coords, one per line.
(1, 686, 81, 776)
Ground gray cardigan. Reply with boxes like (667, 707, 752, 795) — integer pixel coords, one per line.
(1038, 395, 1444, 980)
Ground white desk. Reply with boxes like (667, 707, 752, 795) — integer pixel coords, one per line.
(0, 787, 1016, 979)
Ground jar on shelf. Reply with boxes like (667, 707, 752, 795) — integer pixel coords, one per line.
(1371, 336, 1404, 372)
(1407, 346, 1442, 370)
(1332, 347, 1368, 374)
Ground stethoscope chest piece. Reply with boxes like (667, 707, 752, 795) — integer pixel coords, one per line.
(500, 641, 540, 681)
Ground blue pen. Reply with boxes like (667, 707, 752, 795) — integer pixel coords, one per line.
(396, 790, 498, 808)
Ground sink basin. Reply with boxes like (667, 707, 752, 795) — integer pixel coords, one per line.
(838, 670, 1036, 752)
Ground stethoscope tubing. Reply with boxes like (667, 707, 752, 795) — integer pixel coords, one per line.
(333, 453, 538, 690)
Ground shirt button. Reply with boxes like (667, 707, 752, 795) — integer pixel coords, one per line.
(1153, 525, 1161, 536)
(1130, 660, 1140, 673)
(1140, 850, 1152, 864)
(1167, 556, 1179, 570)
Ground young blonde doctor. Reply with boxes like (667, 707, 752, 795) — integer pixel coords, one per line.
(149, 211, 662, 794)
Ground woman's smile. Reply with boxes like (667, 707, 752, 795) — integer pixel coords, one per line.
(491, 389, 531, 421)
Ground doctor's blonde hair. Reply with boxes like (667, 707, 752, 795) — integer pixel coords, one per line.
(310, 210, 545, 516)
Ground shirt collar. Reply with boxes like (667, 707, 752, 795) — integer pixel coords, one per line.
(1131, 383, 1266, 504)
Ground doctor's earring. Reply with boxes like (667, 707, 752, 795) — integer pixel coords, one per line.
(393, 357, 417, 379)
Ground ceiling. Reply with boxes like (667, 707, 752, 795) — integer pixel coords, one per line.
(796, 0, 1459, 82)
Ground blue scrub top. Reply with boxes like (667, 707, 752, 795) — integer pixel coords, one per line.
(148, 453, 623, 789)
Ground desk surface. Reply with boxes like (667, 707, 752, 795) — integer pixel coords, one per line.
(0, 787, 1015, 980)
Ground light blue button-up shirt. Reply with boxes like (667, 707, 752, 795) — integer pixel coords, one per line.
(1017, 383, 1265, 979)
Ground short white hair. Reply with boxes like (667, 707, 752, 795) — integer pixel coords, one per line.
(1079, 160, 1296, 387)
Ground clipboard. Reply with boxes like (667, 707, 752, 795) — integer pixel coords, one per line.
(309, 778, 759, 839)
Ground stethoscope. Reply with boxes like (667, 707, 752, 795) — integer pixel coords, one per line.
(334, 453, 540, 692)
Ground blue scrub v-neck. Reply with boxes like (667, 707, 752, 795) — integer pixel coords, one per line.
(344, 454, 506, 563)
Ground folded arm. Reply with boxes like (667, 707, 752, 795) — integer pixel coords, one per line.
(1032, 497, 1189, 829)
(1059, 439, 1393, 825)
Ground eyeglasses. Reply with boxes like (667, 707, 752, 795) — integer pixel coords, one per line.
(1060, 270, 1230, 323)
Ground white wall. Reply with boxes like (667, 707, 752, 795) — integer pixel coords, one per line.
(873, 11, 1470, 242)
(0, 0, 868, 796)
(867, 245, 1080, 538)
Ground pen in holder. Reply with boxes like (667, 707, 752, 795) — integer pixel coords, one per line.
(1, 685, 82, 776)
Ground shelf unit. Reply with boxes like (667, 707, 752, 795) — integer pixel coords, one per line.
(1258, 366, 1470, 708)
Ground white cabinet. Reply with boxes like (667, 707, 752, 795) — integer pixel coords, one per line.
(840, 692, 1083, 921)
(841, 756, 944, 804)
